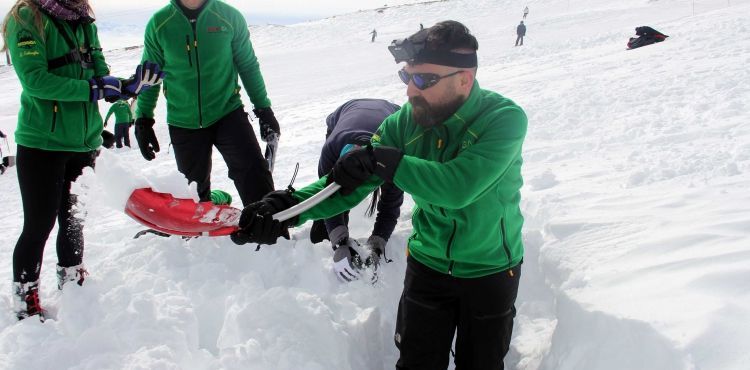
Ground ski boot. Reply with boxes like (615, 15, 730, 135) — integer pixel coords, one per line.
(57, 263, 88, 290)
(13, 280, 45, 321)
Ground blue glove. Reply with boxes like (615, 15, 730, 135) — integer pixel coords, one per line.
(122, 61, 164, 98)
(89, 76, 123, 102)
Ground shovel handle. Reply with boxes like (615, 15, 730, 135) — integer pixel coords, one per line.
(273, 183, 341, 222)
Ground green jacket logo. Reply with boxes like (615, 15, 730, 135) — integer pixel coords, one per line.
(16, 30, 36, 49)
(207, 26, 227, 33)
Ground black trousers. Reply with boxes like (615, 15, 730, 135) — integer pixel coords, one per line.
(168, 108, 274, 206)
(395, 256, 521, 370)
(515, 35, 524, 46)
(13, 145, 96, 283)
(114, 122, 131, 148)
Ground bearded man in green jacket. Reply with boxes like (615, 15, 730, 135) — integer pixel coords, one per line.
(231, 20, 528, 370)
(134, 0, 279, 206)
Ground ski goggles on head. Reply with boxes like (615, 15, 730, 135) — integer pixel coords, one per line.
(398, 68, 464, 90)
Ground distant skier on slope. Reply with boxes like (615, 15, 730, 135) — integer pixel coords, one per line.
(230, 20, 527, 369)
(523, 5, 529, 19)
(309, 99, 404, 282)
(0, 129, 8, 174)
(516, 21, 526, 46)
(370, 28, 377, 42)
(1, 0, 163, 320)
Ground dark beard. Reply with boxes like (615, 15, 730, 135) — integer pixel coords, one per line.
(409, 95, 466, 128)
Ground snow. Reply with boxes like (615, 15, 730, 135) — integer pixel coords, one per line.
(1, 0, 749, 369)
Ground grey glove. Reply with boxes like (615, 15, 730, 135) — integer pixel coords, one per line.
(364, 235, 388, 268)
(366, 235, 387, 257)
(333, 238, 364, 282)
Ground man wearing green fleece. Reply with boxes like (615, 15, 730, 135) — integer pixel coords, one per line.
(231, 21, 528, 370)
(134, 0, 280, 206)
(104, 99, 134, 148)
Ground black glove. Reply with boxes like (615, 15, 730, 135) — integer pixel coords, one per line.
(231, 190, 299, 245)
(253, 107, 281, 141)
(101, 130, 115, 149)
(328, 145, 404, 195)
(371, 146, 404, 183)
(134, 117, 160, 160)
(309, 219, 329, 244)
(0, 130, 6, 138)
(328, 146, 376, 195)
(230, 213, 288, 245)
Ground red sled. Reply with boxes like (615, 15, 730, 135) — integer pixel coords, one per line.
(125, 188, 240, 237)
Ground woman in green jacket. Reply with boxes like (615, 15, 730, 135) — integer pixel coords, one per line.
(2, 0, 162, 321)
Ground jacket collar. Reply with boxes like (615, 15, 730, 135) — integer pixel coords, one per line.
(170, 0, 213, 16)
(439, 80, 482, 132)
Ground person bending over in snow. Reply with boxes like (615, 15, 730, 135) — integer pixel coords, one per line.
(230, 20, 528, 369)
(134, 0, 280, 208)
(2, 0, 162, 320)
(308, 99, 404, 282)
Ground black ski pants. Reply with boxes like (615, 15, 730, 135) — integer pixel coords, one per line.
(395, 256, 521, 370)
(168, 107, 274, 207)
(114, 122, 132, 148)
(13, 145, 96, 283)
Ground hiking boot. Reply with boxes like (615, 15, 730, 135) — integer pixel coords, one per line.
(13, 280, 45, 321)
(57, 263, 88, 290)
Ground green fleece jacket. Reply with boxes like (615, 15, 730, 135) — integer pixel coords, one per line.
(136, 0, 271, 128)
(294, 82, 527, 278)
(6, 6, 108, 151)
(104, 100, 133, 125)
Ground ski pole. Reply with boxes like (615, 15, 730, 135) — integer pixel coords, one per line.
(272, 183, 341, 222)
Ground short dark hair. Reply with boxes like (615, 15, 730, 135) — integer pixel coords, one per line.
(420, 20, 478, 52)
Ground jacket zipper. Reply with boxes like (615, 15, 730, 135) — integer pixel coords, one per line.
(191, 22, 204, 127)
(72, 24, 91, 148)
(439, 124, 450, 162)
(83, 105, 90, 149)
(500, 218, 513, 270)
(51, 102, 58, 132)
(185, 35, 193, 67)
(446, 220, 457, 274)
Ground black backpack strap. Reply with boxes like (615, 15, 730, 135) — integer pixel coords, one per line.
(47, 18, 95, 70)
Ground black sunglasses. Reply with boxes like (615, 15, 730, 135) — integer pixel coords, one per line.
(398, 69, 464, 90)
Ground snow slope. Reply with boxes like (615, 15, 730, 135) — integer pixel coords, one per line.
(1, 0, 749, 369)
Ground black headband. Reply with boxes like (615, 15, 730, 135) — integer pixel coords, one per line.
(414, 49, 477, 68)
(388, 35, 478, 68)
